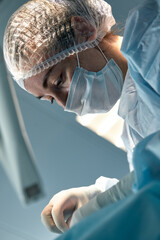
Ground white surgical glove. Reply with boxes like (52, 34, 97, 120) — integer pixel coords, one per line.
(41, 177, 118, 233)
(70, 172, 135, 227)
(41, 185, 101, 233)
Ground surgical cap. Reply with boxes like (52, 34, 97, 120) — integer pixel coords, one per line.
(3, 0, 115, 88)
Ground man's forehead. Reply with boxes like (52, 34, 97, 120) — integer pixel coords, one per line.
(24, 68, 48, 93)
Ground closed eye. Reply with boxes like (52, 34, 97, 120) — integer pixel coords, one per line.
(56, 75, 63, 87)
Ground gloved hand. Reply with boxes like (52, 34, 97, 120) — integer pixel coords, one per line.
(70, 172, 134, 228)
(41, 177, 118, 233)
(41, 185, 101, 233)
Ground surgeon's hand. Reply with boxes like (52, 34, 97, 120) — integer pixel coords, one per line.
(41, 185, 101, 233)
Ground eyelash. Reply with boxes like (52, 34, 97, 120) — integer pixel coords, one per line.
(39, 96, 54, 104)
(55, 75, 63, 87)
(50, 97, 54, 104)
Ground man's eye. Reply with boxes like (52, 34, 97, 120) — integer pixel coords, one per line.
(56, 75, 63, 87)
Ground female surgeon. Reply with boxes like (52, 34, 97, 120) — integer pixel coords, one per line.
(3, 0, 160, 237)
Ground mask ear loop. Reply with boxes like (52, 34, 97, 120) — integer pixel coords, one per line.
(74, 41, 80, 67)
(96, 45, 109, 63)
(75, 44, 107, 67)
(75, 51, 80, 67)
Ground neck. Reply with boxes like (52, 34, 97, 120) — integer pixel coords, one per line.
(99, 34, 128, 80)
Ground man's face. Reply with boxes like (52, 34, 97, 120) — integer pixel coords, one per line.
(24, 54, 78, 108)
(24, 47, 106, 108)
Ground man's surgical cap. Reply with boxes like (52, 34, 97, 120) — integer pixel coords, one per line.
(3, 0, 115, 88)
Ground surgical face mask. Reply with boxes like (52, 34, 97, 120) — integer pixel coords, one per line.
(65, 46, 124, 116)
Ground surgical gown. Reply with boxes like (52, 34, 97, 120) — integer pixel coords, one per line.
(56, 0, 160, 239)
(119, 0, 160, 169)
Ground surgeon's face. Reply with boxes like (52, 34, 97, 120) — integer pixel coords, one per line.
(24, 48, 107, 108)
(24, 54, 77, 108)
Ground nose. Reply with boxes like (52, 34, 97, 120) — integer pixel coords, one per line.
(49, 89, 69, 109)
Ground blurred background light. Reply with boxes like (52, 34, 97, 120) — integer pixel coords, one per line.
(76, 101, 125, 151)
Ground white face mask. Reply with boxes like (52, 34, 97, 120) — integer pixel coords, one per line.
(65, 47, 124, 116)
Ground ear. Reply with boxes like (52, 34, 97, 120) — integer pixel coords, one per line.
(71, 16, 97, 43)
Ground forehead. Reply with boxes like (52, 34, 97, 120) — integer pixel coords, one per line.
(24, 68, 49, 96)
(23, 54, 75, 95)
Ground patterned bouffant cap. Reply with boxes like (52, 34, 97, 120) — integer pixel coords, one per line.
(3, 0, 115, 89)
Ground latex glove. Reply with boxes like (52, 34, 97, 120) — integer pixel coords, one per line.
(41, 185, 101, 233)
(70, 172, 134, 227)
